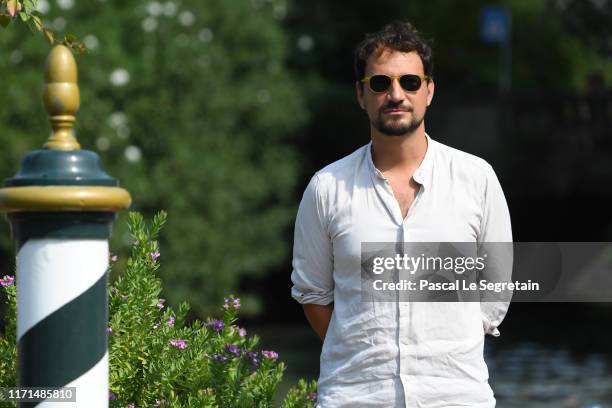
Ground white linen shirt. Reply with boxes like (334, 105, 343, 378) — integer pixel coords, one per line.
(291, 134, 513, 408)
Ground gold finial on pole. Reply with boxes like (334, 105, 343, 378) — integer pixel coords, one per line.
(42, 45, 81, 150)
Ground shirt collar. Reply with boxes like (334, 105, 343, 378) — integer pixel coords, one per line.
(366, 132, 435, 187)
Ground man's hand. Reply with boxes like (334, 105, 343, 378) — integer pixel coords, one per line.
(303, 303, 334, 342)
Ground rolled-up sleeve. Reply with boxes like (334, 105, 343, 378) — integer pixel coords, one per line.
(478, 164, 513, 337)
(291, 174, 334, 305)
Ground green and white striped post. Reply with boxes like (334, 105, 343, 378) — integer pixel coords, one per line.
(0, 45, 131, 407)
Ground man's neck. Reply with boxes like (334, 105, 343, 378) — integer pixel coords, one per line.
(370, 125, 428, 173)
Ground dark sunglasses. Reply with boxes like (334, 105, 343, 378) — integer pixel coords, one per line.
(360, 74, 431, 93)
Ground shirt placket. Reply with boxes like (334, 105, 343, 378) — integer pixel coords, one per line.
(373, 172, 405, 225)
(398, 178, 425, 407)
(371, 171, 412, 405)
(368, 144, 430, 406)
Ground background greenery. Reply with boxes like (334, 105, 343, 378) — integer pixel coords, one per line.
(0, 0, 306, 317)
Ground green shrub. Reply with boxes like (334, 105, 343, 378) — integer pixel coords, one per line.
(0, 274, 16, 392)
(0, 211, 316, 407)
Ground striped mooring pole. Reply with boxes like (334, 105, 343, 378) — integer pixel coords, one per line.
(0, 45, 131, 406)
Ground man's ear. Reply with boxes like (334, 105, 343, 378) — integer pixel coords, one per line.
(426, 79, 435, 107)
(356, 81, 366, 110)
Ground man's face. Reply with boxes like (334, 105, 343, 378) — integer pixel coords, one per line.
(356, 49, 434, 137)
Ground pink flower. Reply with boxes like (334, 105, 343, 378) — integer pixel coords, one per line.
(262, 350, 279, 360)
(223, 296, 241, 310)
(169, 339, 187, 349)
(153, 323, 159, 329)
(127, 404, 135, 408)
(6, 0, 17, 17)
(110, 254, 118, 262)
(225, 344, 240, 357)
(212, 353, 227, 362)
(150, 251, 160, 260)
(206, 318, 224, 332)
(106, 327, 113, 333)
(156, 299, 165, 309)
(246, 351, 259, 366)
(238, 327, 247, 337)
(0, 275, 14, 287)
(166, 316, 175, 327)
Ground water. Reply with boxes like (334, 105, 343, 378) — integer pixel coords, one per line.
(252, 324, 612, 407)
(487, 340, 612, 407)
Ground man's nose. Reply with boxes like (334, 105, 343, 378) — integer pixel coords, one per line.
(387, 79, 405, 102)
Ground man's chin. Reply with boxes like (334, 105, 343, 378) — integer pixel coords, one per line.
(378, 122, 414, 137)
(376, 117, 423, 137)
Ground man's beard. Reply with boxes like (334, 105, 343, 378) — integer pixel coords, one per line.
(372, 107, 425, 137)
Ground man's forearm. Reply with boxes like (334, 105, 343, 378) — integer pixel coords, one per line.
(303, 303, 333, 341)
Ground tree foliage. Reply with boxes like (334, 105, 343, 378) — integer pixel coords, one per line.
(0, 0, 306, 317)
(286, 0, 611, 92)
(0, 0, 85, 51)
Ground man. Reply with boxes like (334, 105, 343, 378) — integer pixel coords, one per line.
(291, 21, 512, 407)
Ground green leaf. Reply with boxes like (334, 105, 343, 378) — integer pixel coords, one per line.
(31, 14, 42, 30)
(42, 27, 54, 44)
(22, 0, 32, 14)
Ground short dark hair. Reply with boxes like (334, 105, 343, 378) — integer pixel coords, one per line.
(354, 21, 434, 83)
